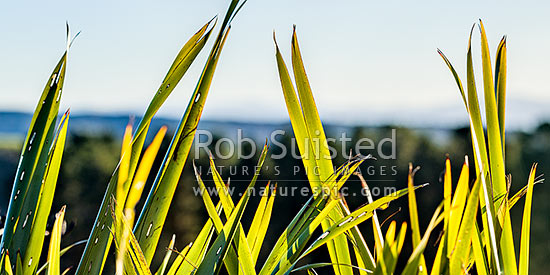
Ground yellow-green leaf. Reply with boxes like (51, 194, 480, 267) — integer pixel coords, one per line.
(46, 206, 66, 275)
(519, 164, 537, 275)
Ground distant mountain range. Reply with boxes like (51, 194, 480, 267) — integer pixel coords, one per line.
(0, 111, 457, 146)
(0, 111, 292, 142)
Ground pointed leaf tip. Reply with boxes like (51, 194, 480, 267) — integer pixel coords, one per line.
(477, 20, 484, 32)
(210, 14, 218, 24)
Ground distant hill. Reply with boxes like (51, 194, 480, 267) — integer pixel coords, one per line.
(0, 111, 292, 143)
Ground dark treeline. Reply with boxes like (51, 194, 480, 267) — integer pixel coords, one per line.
(0, 123, 548, 274)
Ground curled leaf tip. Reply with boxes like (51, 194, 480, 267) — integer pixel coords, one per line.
(409, 164, 421, 176)
(363, 154, 372, 160)
(273, 32, 281, 52)
(418, 182, 430, 188)
(477, 20, 485, 33)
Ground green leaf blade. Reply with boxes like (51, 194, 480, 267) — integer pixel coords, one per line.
(519, 164, 537, 275)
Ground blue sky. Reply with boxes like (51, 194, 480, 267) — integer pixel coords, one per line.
(1, 0, 549, 129)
